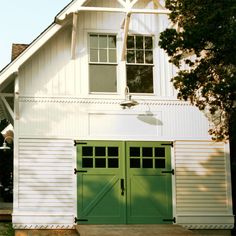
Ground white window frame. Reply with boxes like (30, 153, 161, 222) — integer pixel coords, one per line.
(88, 33, 118, 94)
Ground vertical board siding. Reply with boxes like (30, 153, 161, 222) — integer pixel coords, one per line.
(175, 141, 231, 215)
(18, 139, 74, 213)
(19, 28, 72, 96)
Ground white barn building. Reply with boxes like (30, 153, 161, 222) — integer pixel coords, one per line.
(0, 0, 234, 233)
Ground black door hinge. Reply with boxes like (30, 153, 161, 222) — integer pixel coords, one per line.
(74, 141, 87, 146)
(74, 168, 88, 174)
(74, 217, 88, 223)
(161, 169, 175, 175)
(163, 217, 176, 223)
(161, 142, 173, 147)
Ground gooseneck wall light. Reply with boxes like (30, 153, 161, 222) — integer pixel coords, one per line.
(120, 86, 139, 109)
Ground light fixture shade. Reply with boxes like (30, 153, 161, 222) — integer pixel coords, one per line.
(0, 142, 11, 150)
(120, 87, 139, 108)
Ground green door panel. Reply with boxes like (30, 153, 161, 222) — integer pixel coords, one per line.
(126, 141, 173, 224)
(76, 141, 173, 224)
(77, 141, 126, 224)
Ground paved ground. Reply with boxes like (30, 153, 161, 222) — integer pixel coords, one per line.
(75, 224, 199, 236)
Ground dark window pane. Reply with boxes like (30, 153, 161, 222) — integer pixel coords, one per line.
(142, 147, 153, 157)
(127, 50, 135, 63)
(130, 147, 140, 157)
(155, 159, 165, 168)
(127, 65, 153, 93)
(95, 158, 106, 168)
(130, 158, 141, 168)
(108, 147, 119, 157)
(136, 50, 144, 63)
(145, 37, 153, 49)
(155, 148, 165, 157)
(109, 35, 116, 48)
(108, 158, 119, 168)
(145, 51, 153, 64)
(82, 158, 93, 168)
(90, 64, 117, 92)
(95, 147, 106, 156)
(136, 36, 143, 49)
(127, 36, 135, 49)
(143, 159, 153, 168)
(82, 146, 93, 156)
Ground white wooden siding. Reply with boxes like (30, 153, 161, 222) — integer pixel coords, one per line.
(18, 99, 210, 140)
(175, 141, 232, 216)
(19, 8, 176, 98)
(17, 138, 74, 213)
(19, 27, 73, 96)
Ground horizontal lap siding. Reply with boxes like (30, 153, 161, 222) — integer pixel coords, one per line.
(18, 139, 74, 212)
(175, 141, 231, 214)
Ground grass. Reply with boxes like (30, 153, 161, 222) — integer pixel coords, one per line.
(0, 222, 14, 236)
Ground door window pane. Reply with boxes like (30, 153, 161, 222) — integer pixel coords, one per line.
(82, 146, 93, 157)
(142, 147, 153, 157)
(95, 158, 106, 168)
(82, 158, 93, 168)
(108, 147, 119, 157)
(143, 159, 153, 168)
(155, 148, 165, 157)
(130, 158, 141, 168)
(130, 147, 140, 157)
(108, 158, 119, 168)
(155, 159, 165, 169)
(95, 147, 106, 156)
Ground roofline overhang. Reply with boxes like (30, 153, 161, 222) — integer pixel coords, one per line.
(0, 0, 76, 86)
(0, 23, 63, 86)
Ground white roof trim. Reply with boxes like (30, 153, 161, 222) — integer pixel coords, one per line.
(0, 23, 62, 86)
(56, 0, 87, 21)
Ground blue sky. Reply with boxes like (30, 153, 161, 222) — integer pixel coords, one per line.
(0, 0, 71, 70)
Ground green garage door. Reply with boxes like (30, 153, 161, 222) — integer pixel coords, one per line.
(76, 141, 173, 224)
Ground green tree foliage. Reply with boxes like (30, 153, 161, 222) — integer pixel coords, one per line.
(159, 0, 236, 141)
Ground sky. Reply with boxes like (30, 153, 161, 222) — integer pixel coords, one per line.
(0, 0, 72, 70)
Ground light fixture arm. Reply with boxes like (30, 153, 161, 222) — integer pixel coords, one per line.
(120, 86, 139, 109)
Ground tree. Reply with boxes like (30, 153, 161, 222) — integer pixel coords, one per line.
(159, 1, 236, 232)
(159, 0, 236, 142)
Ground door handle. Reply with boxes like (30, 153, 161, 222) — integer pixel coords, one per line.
(120, 179, 125, 196)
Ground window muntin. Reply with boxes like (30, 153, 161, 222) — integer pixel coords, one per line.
(89, 34, 117, 92)
(126, 35, 154, 94)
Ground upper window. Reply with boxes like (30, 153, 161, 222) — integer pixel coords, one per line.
(126, 35, 154, 93)
(89, 34, 117, 93)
